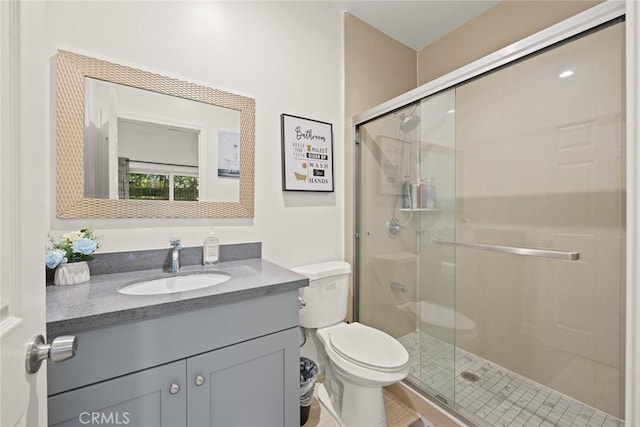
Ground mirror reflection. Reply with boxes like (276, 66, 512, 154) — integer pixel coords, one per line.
(56, 49, 254, 218)
(83, 78, 240, 203)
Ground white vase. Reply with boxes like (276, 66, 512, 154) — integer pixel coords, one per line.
(54, 261, 90, 286)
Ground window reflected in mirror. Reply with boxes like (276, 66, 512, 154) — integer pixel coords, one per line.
(126, 173, 199, 202)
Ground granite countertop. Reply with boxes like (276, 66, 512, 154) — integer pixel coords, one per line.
(47, 258, 308, 337)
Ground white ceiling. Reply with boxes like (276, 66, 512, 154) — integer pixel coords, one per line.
(344, 1, 500, 51)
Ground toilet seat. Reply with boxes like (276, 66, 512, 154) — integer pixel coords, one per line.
(329, 323, 409, 372)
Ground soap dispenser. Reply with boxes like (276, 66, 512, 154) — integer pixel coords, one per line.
(203, 231, 220, 266)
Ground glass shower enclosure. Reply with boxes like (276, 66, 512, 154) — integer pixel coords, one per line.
(355, 13, 625, 427)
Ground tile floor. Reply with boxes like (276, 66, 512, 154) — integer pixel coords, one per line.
(303, 376, 421, 427)
(398, 331, 624, 427)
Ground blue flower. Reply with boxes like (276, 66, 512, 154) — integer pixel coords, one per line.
(72, 237, 97, 255)
(46, 249, 67, 269)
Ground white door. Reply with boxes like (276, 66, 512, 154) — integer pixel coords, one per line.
(1, 1, 48, 425)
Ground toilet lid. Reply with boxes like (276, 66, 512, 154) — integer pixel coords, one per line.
(329, 323, 409, 372)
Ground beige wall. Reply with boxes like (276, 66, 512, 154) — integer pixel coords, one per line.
(344, 13, 417, 320)
(417, 0, 602, 85)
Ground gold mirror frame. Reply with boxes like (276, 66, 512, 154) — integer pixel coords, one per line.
(56, 50, 255, 218)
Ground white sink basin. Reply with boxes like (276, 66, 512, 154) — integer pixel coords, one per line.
(118, 273, 231, 296)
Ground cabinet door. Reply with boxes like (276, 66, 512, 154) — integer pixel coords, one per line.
(48, 360, 186, 427)
(187, 328, 299, 427)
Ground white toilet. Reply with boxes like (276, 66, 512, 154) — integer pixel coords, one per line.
(293, 261, 410, 427)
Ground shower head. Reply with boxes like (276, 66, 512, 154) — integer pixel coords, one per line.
(399, 114, 420, 132)
(396, 105, 420, 132)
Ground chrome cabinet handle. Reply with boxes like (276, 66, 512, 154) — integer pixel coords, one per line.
(25, 334, 78, 374)
(298, 297, 306, 309)
(195, 375, 205, 386)
(169, 383, 180, 394)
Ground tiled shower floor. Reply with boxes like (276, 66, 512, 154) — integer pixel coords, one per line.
(398, 331, 624, 427)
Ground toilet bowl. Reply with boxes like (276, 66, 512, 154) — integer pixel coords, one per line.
(315, 322, 409, 427)
(319, 323, 410, 386)
(293, 261, 410, 427)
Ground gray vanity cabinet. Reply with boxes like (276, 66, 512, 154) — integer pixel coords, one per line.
(48, 328, 298, 427)
(47, 360, 186, 427)
(47, 291, 301, 427)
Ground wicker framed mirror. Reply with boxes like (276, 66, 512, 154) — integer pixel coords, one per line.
(55, 50, 255, 218)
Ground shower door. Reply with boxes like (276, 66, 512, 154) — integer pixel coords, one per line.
(357, 94, 458, 406)
(449, 21, 625, 426)
(356, 18, 625, 427)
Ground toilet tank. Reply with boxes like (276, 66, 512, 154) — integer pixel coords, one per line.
(292, 261, 351, 329)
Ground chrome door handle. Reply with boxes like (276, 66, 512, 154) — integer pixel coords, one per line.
(432, 237, 579, 260)
(25, 334, 78, 374)
(298, 297, 306, 309)
(195, 375, 205, 386)
(169, 383, 180, 394)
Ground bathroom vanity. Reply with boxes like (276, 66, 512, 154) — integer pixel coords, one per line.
(46, 257, 307, 427)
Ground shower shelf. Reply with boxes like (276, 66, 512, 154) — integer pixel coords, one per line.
(400, 208, 439, 212)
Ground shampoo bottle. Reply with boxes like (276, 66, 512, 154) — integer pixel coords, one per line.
(203, 231, 220, 266)
(412, 180, 421, 209)
(425, 175, 436, 209)
(401, 176, 411, 209)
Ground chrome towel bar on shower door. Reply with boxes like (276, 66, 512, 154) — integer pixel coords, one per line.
(431, 238, 580, 260)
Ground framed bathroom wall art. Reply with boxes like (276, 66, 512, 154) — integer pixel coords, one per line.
(281, 114, 334, 192)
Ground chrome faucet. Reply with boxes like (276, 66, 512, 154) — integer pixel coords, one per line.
(170, 238, 181, 272)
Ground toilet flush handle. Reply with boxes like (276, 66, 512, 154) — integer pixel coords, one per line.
(298, 297, 306, 309)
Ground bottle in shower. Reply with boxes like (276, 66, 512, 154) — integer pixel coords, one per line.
(411, 180, 420, 209)
(401, 176, 411, 209)
(425, 175, 436, 209)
